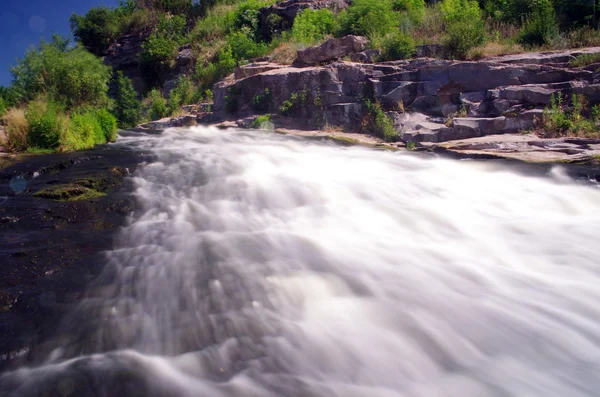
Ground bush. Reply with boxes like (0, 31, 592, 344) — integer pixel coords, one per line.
(541, 93, 599, 137)
(2, 108, 30, 152)
(168, 75, 195, 113)
(441, 0, 482, 23)
(11, 35, 112, 109)
(147, 89, 169, 120)
(62, 110, 105, 151)
(291, 9, 338, 44)
(94, 108, 118, 142)
(393, 0, 425, 22)
(517, 1, 559, 48)
(190, 5, 236, 42)
(279, 89, 309, 115)
(233, 0, 265, 40)
(250, 88, 271, 112)
(113, 71, 142, 128)
(251, 114, 273, 128)
(194, 45, 236, 90)
(26, 99, 65, 149)
(363, 99, 397, 141)
(444, 20, 486, 59)
(226, 31, 268, 63)
(141, 14, 188, 81)
(70, 7, 120, 55)
(337, 0, 398, 38)
(379, 32, 416, 61)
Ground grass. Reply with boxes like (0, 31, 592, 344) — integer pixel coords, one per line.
(33, 184, 106, 201)
(570, 53, 600, 68)
(250, 114, 273, 128)
(2, 108, 29, 152)
(539, 93, 600, 138)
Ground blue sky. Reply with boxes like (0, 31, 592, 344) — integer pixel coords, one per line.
(0, 0, 118, 87)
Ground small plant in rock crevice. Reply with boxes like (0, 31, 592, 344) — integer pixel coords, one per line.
(279, 88, 310, 115)
(251, 88, 272, 112)
(251, 114, 273, 128)
(540, 92, 599, 138)
(362, 99, 398, 142)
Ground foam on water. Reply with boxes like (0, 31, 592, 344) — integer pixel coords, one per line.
(3, 127, 600, 396)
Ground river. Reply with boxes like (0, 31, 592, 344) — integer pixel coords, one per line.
(2, 127, 600, 396)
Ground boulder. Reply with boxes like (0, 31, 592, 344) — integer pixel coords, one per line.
(103, 31, 151, 95)
(294, 35, 369, 66)
(415, 44, 445, 59)
(234, 63, 287, 79)
(164, 44, 196, 98)
(350, 50, 381, 63)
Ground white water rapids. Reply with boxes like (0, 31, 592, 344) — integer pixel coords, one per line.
(3, 127, 600, 396)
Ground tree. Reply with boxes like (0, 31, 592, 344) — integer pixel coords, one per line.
(70, 7, 120, 56)
(113, 71, 142, 128)
(10, 34, 112, 109)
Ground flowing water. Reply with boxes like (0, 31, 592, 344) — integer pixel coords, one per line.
(3, 127, 600, 396)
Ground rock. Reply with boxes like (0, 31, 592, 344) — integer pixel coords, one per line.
(103, 31, 151, 95)
(234, 62, 287, 79)
(294, 35, 368, 66)
(137, 115, 198, 130)
(415, 44, 445, 59)
(259, 0, 350, 40)
(164, 44, 196, 98)
(488, 47, 600, 65)
(350, 50, 381, 63)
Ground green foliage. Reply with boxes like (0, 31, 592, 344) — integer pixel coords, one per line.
(279, 89, 309, 115)
(444, 20, 486, 59)
(379, 31, 416, 61)
(94, 108, 118, 142)
(169, 75, 196, 113)
(363, 99, 398, 141)
(70, 7, 120, 55)
(541, 93, 599, 137)
(393, 0, 425, 22)
(147, 89, 169, 120)
(26, 99, 65, 149)
(113, 71, 142, 128)
(441, 0, 482, 22)
(291, 9, 337, 43)
(190, 5, 236, 42)
(571, 53, 600, 68)
(251, 88, 272, 112)
(226, 31, 268, 63)
(11, 35, 111, 109)
(225, 87, 240, 113)
(337, 0, 398, 38)
(517, 0, 559, 48)
(251, 114, 273, 128)
(142, 15, 186, 71)
(62, 109, 105, 151)
(194, 45, 236, 90)
(234, 0, 264, 40)
(0, 97, 6, 118)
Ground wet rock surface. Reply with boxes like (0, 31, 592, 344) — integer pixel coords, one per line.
(0, 143, 151, 367)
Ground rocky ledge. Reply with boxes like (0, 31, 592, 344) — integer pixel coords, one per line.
(0, 143, 151, 366)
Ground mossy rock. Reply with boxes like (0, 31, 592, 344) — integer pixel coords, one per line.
(33, 184, 106, 201)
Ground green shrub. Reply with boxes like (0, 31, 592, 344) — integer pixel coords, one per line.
(517, 1, 559, 48)
(337, 0, 398, 38)
(141, 14, 188, 82)
(251, 88, 271, 112)
(94, 108, 118, 142)
(363, 99, 398, 141)
(62, 110, 105, 151)
(194, 45, 237, 90)
(379, 32, 416, 61)
(393, 0, 425, 22)
(251, 114, 273, 128)
(444, 20, 486, 59)
(541, 93, 599, 137)
(26, 99, 64, 149)
(441, 0, 482, 22)
(226, 31, 268, 63)
(113, 71, 142, 128)
(225, 87, 240, 113)
(190, 5, 236, 43)
(279, 89, 309, 115)
(169, 75, 195, 113)
(70, 7, 120, 55)
(291, 9, 337, 44)
(233, 0, 264, 40)
(147, 89, 169, 120)
(11, 35, 112, 109)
